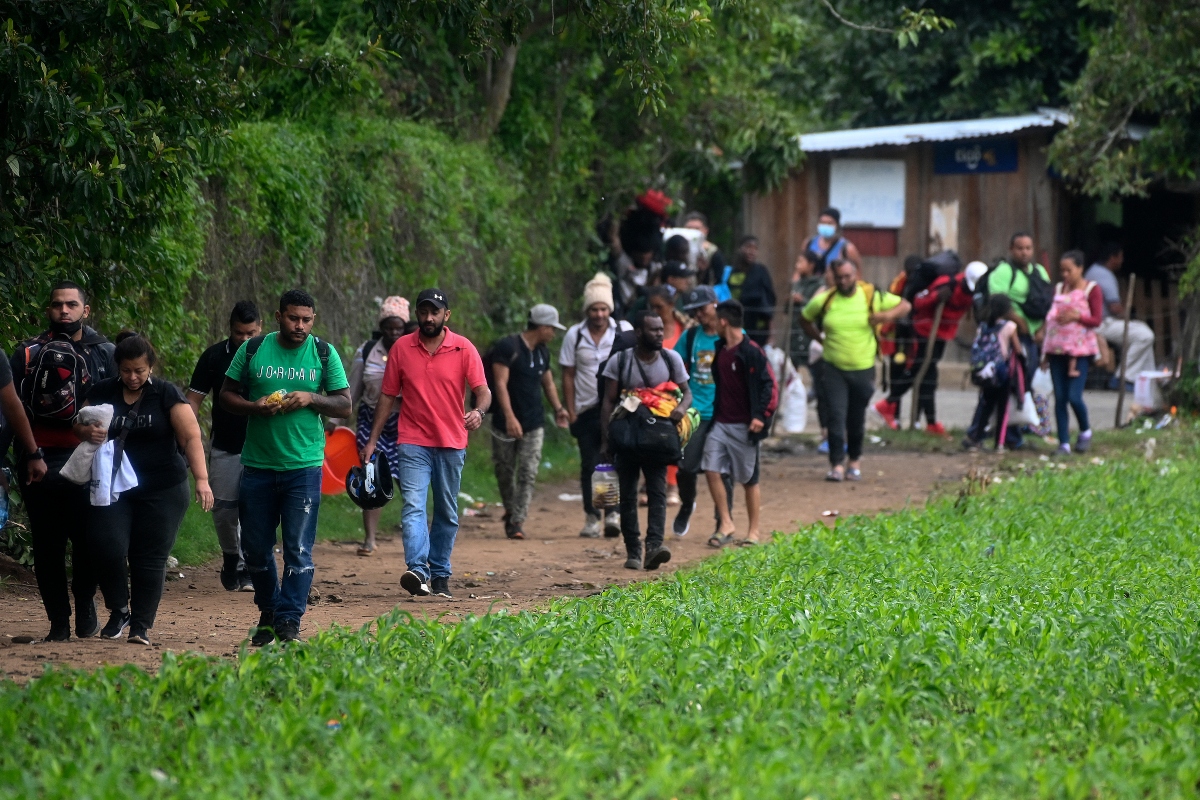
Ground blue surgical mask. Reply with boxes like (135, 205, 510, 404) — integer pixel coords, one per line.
(817, 223, 837, 239)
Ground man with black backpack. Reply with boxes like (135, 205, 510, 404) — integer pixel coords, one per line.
(599, 310, 692, 571)
(220, 289, 352, 645)
(981, 233, 1052, 449)
(9, 281, 114, 641)
(186, 300, 262, 591)
(488, 304, 571, 540)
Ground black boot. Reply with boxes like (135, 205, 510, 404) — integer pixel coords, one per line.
(220, 553, 241, 591)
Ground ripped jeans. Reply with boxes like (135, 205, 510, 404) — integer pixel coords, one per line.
(240, 466, 322, 624)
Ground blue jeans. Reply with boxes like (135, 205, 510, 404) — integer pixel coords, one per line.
(1048, 354, 1091, 444)
(239, 466, 322, 624)
(398, 444, 466, 582)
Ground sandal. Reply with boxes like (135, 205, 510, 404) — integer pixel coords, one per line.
(707, 533, 734, 548)
(824, 469, 844, 482)
(736, 537, 759, 547)
(846, 468, 862, 482)
(356, 546, 375, 557)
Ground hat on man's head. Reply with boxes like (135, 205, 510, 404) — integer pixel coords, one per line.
(416, 288, 449, 310)
(378, 296, 410, 323)
(680, 285, 718, 311)
(529, 304, 567, 331)
(583, 272, 615, 312)
(636, 189, 671, 218)
(661, 261, 695, 281)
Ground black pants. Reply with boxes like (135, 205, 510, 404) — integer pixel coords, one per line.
(807, 359, 831, 432)
(22, 449, 97, 627)
(616, 454, 667, 559)
(887, 338, 946, 424)
(967, 385, 1011, 446)
(676, 418, 733, 524)
(89, 480, 189, 631)
(824, 363, 875, 466)
(570, 406, 603, 518)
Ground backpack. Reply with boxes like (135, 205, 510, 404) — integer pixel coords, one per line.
(240, 334, 333, 390)
(974, 261, 1053, 322)
(904, 250, 962, 301)
(970, 322, 1010, 388)
(606, 349, 685, 465)
(480, 334, 522, 412)
(21, 334, 90, 423)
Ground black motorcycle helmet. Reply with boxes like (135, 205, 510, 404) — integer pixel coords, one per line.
(346, 451, 394, 510)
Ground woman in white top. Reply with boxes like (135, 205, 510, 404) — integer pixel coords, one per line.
(348, 296, 410, 555)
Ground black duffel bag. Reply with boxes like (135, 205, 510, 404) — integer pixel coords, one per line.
(607, 350, 683, 466)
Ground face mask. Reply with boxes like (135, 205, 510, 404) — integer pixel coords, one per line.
(817, 223, 837, 239)
(49, 319, 83, 336)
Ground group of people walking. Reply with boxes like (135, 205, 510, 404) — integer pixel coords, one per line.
(0, 197, 1152, 647)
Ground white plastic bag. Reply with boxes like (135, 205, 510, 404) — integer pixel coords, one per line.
(763, 344, 807, 433)
(1008, 391, 1040, 427)
(1031, 367, 1053, 397)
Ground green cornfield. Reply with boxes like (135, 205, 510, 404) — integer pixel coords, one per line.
(3, 450, 1200, 798)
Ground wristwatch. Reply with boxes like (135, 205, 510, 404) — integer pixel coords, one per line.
(25, 448, 45, 462)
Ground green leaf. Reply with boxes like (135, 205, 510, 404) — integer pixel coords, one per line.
(5, 155, 18, 177)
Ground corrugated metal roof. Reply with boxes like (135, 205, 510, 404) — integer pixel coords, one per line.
(797, 109, 1072, 152)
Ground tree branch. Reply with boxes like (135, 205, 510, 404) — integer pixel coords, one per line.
(818, 0, 894, 34)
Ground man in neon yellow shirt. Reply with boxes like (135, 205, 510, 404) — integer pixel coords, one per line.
(801, 259, 910, 482)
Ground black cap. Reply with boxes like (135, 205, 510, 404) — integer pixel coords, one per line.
(416, 288, 449, 310)
(680, 285, 717, 311)
(661, 260, 695, 280)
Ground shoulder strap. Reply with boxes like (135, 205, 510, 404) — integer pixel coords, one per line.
(240, 334, 268, 388)
(817, 289, 838, 325)
(720, 265, 733, 285)
(111, 390, 147, 486)
(684, 325, 701, 364)
(314, 337, 332, 392)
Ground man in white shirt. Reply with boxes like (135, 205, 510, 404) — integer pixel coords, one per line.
(1084, 243, 1156, 385)
(560, 273, 633, 538)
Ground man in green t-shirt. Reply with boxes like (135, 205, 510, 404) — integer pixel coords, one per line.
(220, 289, 351, 645)
(801, 259, 910, 482)
(986, 232, 1050, 450)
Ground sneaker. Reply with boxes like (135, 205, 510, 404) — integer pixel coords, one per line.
(623, 557, 642, 570)
(665, 485, 681, 506)
(219, 553, 241, 591)
(43, 622, 71, 642)
(672, 503, 695, 537)
(603, 511, 621, 538)
(961, 437, 981, 452)
(75, 599, 99, 639)
(579, 514, 602, 538)
(926, 421, 946, 436)
(1076, 429, 1092, 453)
(251, 611, 276, 647)
(431, 577, 452, 598)
(400, 570, 431, 597)
(128, 627, 151, 646)
(100, 608, 131, 640)
(275, 618, 301, 643)
(644, 546, 672, 571)
(237, 571, 255, 592)
(873, 398, 899, 430)
(1056, 443, 1071, 455)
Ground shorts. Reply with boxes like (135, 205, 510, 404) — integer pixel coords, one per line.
(701, 421, 760, 486)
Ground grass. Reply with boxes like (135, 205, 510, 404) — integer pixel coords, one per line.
(170, 422, 582, 566)
(4, 431, 1200, 796)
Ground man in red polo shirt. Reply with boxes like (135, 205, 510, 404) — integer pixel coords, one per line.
(362, 288, 490, 599)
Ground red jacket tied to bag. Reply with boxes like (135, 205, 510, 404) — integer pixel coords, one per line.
(912, 274, 974, 341)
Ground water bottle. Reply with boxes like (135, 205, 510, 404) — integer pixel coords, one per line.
(591, 463, 620, 509)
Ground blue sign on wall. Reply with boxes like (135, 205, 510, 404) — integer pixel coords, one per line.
(933, 139, 1018, 174)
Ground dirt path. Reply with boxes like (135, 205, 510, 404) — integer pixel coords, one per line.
(0, 447, 973, 681)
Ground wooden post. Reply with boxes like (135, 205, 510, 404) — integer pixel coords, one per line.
(909, 299, 946, 430)
(769, 291, 797, 437)
(1115, 273, 1137, 428)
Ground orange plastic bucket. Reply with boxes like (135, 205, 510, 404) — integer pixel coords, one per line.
(322, 426, 359, 495)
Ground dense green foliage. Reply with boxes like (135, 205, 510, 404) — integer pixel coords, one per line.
(4, 451, 1200, 796)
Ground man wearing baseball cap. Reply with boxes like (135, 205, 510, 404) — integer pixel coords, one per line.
(489, 304, 571, 540)
(672, 286, 734, 537)
(362, 288, 490, 599)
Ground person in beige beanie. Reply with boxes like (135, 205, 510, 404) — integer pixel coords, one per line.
(560, 272, 632, 538)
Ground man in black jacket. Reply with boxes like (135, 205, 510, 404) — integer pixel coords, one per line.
(703, 300, 777, 547)
(9, 281, 115, 641)
(727, 236, 776, 345)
